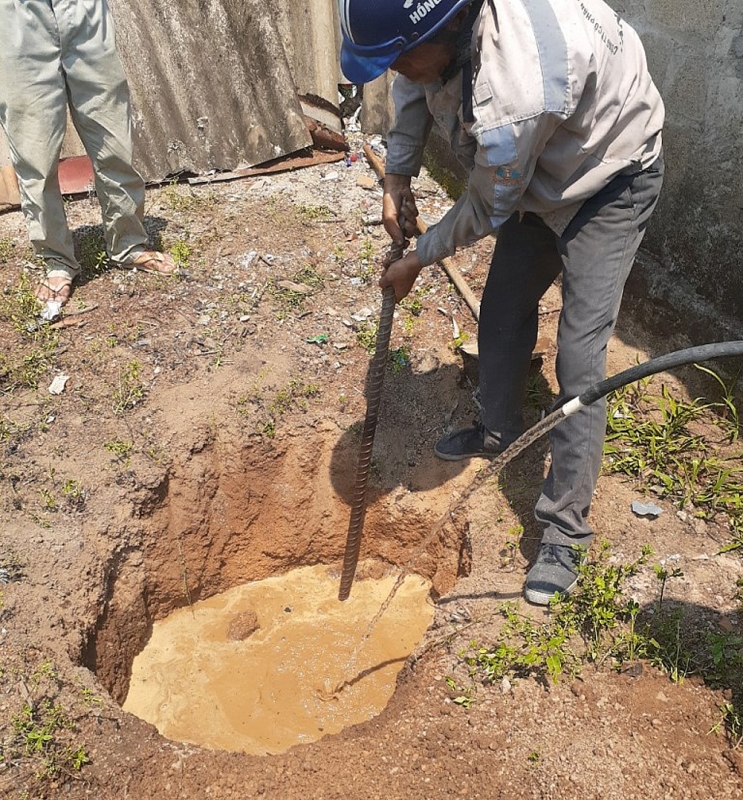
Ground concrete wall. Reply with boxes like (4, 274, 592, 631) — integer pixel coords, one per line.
(612, 1, 743, 338)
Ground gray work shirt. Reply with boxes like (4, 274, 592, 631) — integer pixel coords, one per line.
(385, 0, 665, 266)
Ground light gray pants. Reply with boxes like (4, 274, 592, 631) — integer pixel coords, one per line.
(0, 0, 147, 276)
(478, 157, 664, 546)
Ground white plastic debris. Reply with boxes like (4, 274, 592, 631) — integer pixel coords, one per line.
(48, 374, 70, 395)
(40, 300, 62, 322)
(631, 500, 663, 518)
(240, 251, 258, 268)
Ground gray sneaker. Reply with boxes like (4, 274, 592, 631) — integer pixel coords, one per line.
(434, 423, 505, 461)
(524, 543, 582, 605)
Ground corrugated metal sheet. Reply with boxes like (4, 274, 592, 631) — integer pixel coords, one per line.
(0, 1, 352, 183)
(110, 0, 312, 181)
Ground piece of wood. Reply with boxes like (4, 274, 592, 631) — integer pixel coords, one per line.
(362, 143, 480, 322)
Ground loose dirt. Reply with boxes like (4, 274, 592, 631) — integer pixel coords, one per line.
(0, 143, 741, 799)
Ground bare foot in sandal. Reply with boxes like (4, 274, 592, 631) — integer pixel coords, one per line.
(35, 272, 74, 307)
(124, 250, 178, 275)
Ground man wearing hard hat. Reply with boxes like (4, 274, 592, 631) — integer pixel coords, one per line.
(339, 0, 665, 604)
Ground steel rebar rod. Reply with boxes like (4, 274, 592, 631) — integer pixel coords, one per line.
(338, 281, 399, 601)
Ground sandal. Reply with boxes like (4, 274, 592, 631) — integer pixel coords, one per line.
(121, 250, 178, 275)
(34, 269, 75, 307)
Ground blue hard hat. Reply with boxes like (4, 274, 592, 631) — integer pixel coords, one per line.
(339, 0, 472, 84)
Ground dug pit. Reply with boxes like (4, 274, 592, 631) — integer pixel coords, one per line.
(123, 564, 434, 754)
(81, 426, 466, 750)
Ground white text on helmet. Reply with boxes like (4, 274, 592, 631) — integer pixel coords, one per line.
(410, 0, 444, 25)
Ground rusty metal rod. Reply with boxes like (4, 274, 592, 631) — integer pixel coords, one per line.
(338, 282, 398, 601)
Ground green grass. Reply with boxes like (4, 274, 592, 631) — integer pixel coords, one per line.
(604, 375, 743, 551)
(77, 225, 108, 278)
(447, 538, 743, 746)
(236, 377, 322, 439)
(161, 180, 216, 213)
(112, 360, 145, 414)
(296, 203, 335, 223)
(269, 264, 324, 315)
(2, 659, 91, 790)
(0, 274, 59, 390)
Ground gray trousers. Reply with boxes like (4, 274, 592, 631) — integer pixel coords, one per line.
(0, 0, 147, 276)
(478, 156, 664, 546)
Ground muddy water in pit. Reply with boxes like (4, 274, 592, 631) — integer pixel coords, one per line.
(123, 564, 434, 755)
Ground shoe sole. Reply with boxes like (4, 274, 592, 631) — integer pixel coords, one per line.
(433, 447, 500, 462)
(523, 576, 578, 606)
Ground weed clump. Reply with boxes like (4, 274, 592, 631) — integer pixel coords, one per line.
(604, 375, 743, 551)
(1, 658, 92, 793)
(0, 274, 59, 390)
(448, 541, 743, 748)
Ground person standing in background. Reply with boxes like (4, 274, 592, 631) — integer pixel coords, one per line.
(0, 0, 177, 309)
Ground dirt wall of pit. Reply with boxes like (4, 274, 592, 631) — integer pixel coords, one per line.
(80, 418, 466, 706)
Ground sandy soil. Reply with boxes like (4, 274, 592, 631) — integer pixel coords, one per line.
(0, 142, 742, 799)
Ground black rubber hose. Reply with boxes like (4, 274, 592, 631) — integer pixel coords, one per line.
(570, 340, 743, 413)
(489, 340, 743, 475)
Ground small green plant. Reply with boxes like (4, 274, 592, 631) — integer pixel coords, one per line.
(269, 379, 320, 416)
(455, 541, 743, 709)
(252, 379, 321, 438)
(452, 330, 470, 350)
(296, 203, 335, 223)
(0, 274, 59, 390)
(389, 346, 410, 372)
(79, 687, 104, 711)
(112, 360, 145, 413)
(62, 479, 87, 512)
(695, 363, 741, 442)
(0, 235, 16, 262)
(499, 524, 524, 568)
(444, 676, 475, 708)
(604, 379, 743, 551)
(269, 265, 324, 312)
(711, 702, 743, 749)
(558, 542, 653, 663)
(652, 563, 684, 612)
(104, 437, 133, 466)
(356, 321, 378, 353)
(37, 488, 57, 512)
(161, 180, 215, 212)
(463, 602, 577, 687)
(400, 294, 423, 317)
(355, 238, 376, 282)
(170, 239, 191, 269)
(457, 544, 656, 691)
(7, 659, 91, 789)
(78, 226, 108, 278)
